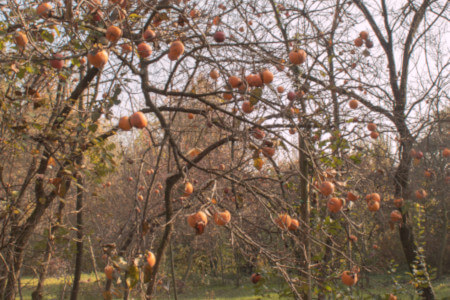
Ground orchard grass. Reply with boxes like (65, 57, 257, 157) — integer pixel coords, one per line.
(17, 273, 449, 299)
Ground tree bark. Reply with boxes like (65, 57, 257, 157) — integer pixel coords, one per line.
(32, 200, 65, 300)
(395, 137, 435, 299)
(436, 205, 447, 279)
(299, 136, 311, 300)
(169, 240, 178, 300)
(70, 161, 84, 300)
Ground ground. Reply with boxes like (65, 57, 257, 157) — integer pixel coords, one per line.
(17, 273, 450, 299)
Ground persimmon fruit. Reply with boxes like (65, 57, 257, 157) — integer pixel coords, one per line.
(187, 211, 208, 234)
(88, 49, 109, 68)
(118, 116, 132, 131)
(106, 25, 122, 43)
(214, 210, 231, 226)
(275, 214, 292, 230)
(137, 42, 152, 58)
(319, 181, 335, 196)
(289, 49, 306, 65)
(341, 271, 358, 286)
(130, 112, 148, 128)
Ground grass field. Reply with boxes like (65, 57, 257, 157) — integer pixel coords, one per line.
(16, 273, 450, 299)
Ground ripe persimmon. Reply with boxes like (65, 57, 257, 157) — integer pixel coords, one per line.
(214, 210, 231, 226)
(261, 69, 274, 84)
(168, 41, 184, 60)
(210, 69, 220, 80)
(104, 265, 114, 280)
(367, 123, 377, 131)
(354, 37, 363, 47)
(275, 214, 292, 230)
(327, 197, 344, 213)
(228, 76, 242, 88)
(118, 116, 132, 131)
(223, 92, 233, 100)
(137, 42, 152, 58)
(261, 146, 275, 158)
(365, 193, 381, 203)
(359, 31, 369, 40)
(277, 86, 285, 93)
(50, 53, 65, 69)
(370, 131, 379, 139)
(415, 189, 427, 199)
(184, 182, 193, 196)
(121, 43, 132, 53)
(88, 48, 109, 68)
(187, 211, 208, 234)
(130, 112, 148, 128)
(213, 31, 226, 42)
(319, 181, 335, 196)
(242, 101, 254, 114)
(143, 28, 156, 41)
(349, 99, 358, 109)
(289, 49, 306, 65)
(346, 191, 359, 201)
(37, 2, 52, 18)
(393, 198, 404, 208)
(443, 148, 450, 158)
(288, 218, 299, 231)
(367, 200, 380, 211)
(246, 74, 263, 87)
(341, 270, 358, 286)
(252, 128, 265, 140)
(251, 273, 261, 284)
(146, 251, 156, 268)
(105, 25, 122, 43)
(390, 210, 402, 222)
(14, 31, 28, 48)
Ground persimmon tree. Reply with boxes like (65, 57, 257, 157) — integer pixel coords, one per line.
(0, 0, 447, 299)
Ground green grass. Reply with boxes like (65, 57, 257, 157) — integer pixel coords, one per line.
(16, 273, 450, 299)
(18, 273, 101, 300)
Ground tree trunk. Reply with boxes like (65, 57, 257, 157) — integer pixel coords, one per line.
(31, 241, 53, 300)
(70, 163, 84, 300)
(395, 138, 435, 299)
(436, 205, 447, 279)
(181, 246, 194, 284)
(3, 177, 71, 300)
(169, 241, 178, 300)
(299, 135, 311, 300)
(32, 201, 65, 300)
(145, 173, 179, 298)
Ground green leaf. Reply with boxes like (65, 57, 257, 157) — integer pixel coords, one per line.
(17, 68, 26, 79)
(249, 88, 262, 105)
(349, 153, 362, 164)
(72, 58, 81, 67)
(88, 123, 98, 133)
(41, 30, 54, 43)
(128, 13, 142, 21)
(25, 65, 36, 74)
(127, 264, 139, 289)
